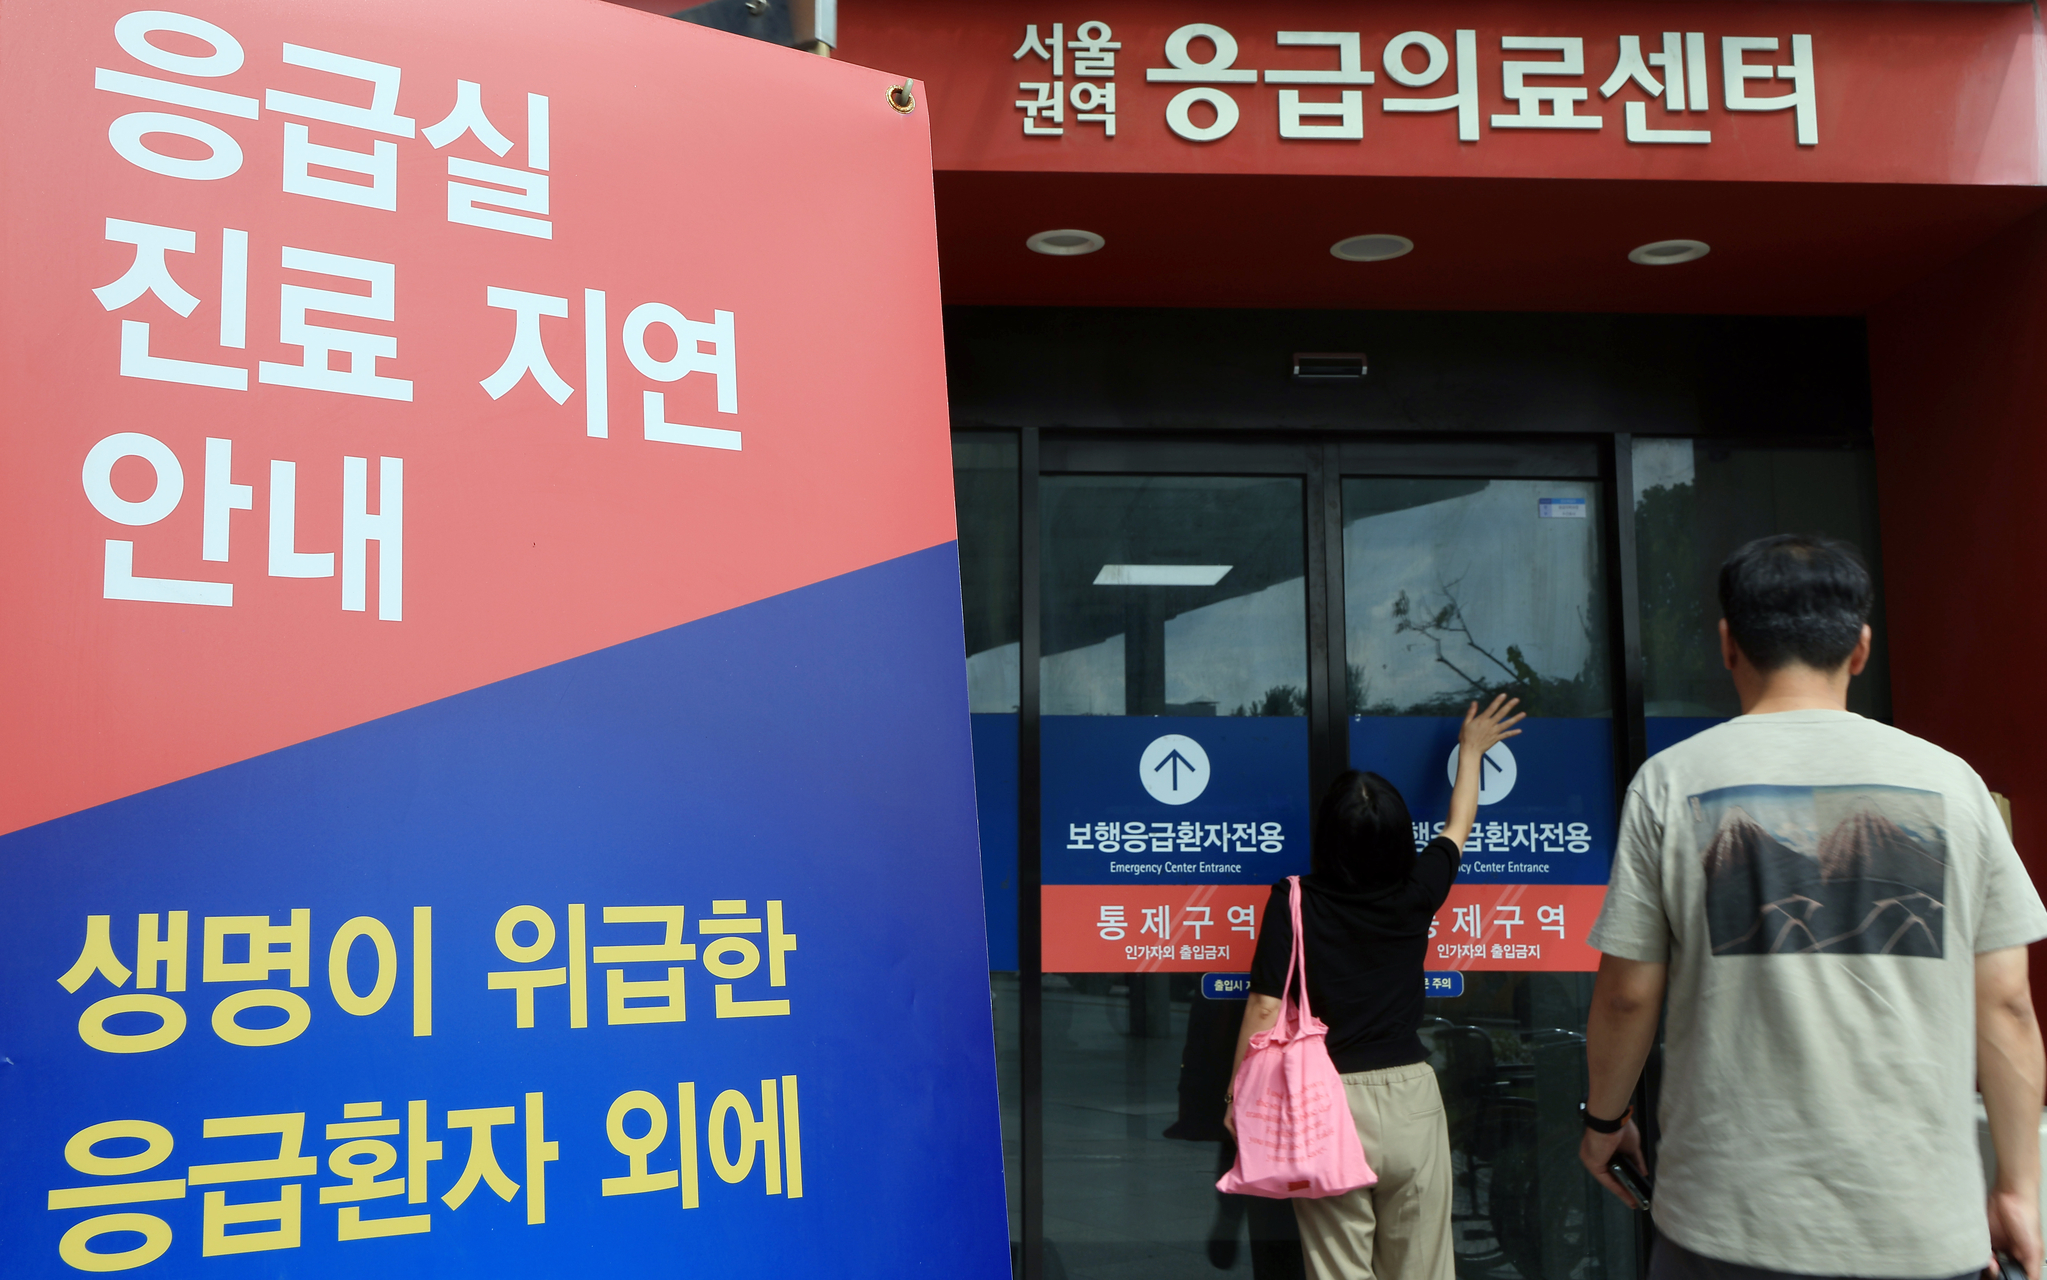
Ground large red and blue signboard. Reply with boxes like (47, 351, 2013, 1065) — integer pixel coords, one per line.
(0, 2, 1007, 1274)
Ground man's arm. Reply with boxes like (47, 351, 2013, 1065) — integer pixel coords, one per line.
(1578, 952, 1667, 1205)
(1980, 945, 2044, 1280)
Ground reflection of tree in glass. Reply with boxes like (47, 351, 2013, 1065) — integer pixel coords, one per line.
(1346, 663, 1371, 717)
(1359, 579, 1608, 717)
(1230, 685, 1305, 717)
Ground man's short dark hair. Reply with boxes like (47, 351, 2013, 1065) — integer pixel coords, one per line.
(1718, 534, 1874, 673)
(1312, 770, 1415, 890)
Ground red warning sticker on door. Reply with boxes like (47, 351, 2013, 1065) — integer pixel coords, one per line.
(1042, 884, 1271, 973)
(1043, 883, 1607, 974)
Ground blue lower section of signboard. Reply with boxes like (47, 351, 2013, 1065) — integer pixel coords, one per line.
(0, 543, 1008, 1278)
(1424, 972, 1466, 999)
(1348, 716, 1616, 884)
(1041, 715, 1310, 886)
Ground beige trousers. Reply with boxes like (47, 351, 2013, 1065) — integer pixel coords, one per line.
(1290, 1062, 1455, 1280)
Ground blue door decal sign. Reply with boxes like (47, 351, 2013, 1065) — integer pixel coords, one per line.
(1042, 716, 1310, 887)
(1350, 716, 1615, 885)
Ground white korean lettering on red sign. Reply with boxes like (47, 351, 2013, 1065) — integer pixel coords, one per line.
(1008, 23, 1815, 148)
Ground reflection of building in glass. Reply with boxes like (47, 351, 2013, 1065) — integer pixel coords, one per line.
(1165, 577, 1305, 716)
(1038, 477, 1307, 717)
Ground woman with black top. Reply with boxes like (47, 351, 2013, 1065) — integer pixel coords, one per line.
(1225, 694, 1524, 1280)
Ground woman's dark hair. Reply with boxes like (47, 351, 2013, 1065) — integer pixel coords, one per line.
(1718, 533, 1873, 673)
(1312, 770, 1416, 890)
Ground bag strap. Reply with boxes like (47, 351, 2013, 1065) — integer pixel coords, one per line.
(1286, 874, 1314, 1024)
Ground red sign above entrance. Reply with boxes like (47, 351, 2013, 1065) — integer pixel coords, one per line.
(844, 2, 2042, 186)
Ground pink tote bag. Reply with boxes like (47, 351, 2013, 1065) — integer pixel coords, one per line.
(1217, 876, 1377, 1199)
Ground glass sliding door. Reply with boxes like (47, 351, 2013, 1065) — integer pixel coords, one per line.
(1038, 472, 1311, 1279)
(945, 431, 1884, 1280)
(1341, 476, 1636, 1280)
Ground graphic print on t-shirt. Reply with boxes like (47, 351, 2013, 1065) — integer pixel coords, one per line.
(1692, 783, 1948, 957)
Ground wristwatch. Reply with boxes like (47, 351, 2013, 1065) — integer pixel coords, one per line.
(1580, 1102, 1631, 1134)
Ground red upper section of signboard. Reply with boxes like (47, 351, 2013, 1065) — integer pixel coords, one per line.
(841, 0, 2044, 187)
(0, 0, 956, 835)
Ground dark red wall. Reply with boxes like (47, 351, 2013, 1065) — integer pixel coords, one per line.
(1870, 205, 2047, 1003)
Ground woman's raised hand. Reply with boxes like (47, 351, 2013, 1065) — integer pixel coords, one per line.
(1459, 694, 1526, 760)
(1443, 695, 1526, 850)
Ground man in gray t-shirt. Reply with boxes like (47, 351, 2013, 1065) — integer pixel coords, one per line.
(1581, 534, 2047, 1280)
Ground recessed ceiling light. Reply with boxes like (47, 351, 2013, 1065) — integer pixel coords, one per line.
(1330, 234, 1414, 262)
(1027, 229, 1104, 256)
(1629, 239, 1710, 265)
(1094, 564, 1233, 586)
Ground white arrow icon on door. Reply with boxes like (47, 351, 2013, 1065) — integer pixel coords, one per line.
(1446, 741, 1518, 806)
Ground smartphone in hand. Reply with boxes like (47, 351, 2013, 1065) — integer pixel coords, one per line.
(1607, 1159, 1652, 1212)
